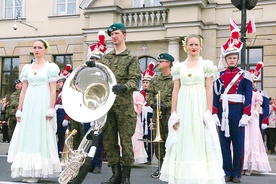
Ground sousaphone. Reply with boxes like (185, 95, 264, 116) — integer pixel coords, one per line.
(62, 63, 116, 123)
(59, 63, 116, 184)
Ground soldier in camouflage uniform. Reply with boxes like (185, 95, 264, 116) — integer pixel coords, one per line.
(89, 23, 141, 184)
(7, 79, 22, 139)
(146, 53, 174, 178)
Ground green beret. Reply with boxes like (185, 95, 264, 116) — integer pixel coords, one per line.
(158, 53, 174, 62)
(107, 23, 126, 36)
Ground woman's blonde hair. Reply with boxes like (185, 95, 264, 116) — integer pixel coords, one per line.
(182, 34, 203, 53)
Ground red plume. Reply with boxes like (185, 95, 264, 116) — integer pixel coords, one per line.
(255, 61, 264, 72)
(98, 30, 105, 45)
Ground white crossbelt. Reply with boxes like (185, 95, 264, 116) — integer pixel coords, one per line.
(142, 106, 153, 135)
(220, 94, 244, 136)
(220, 70, 244, 137)
(55, 104, 64, 110)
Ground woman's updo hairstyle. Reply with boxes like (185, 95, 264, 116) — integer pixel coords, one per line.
(182, 34, 203, 53)
(36, 39, 50, 50)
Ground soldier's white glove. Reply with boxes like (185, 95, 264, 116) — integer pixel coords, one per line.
(16, 110, 23, 122)
(16, 110, 22, 118)
(261, 124, 268, 130)
(90, 121, 95, 127)
(212, 114, 221, 126)
(238, 114, 249, 127)
(62, 119, 69, 127)
(46, 108, 56, 119)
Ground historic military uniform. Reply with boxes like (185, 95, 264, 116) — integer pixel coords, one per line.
(213, 67, 252, 179)
(146, 53, 174, 177)
(55, 86, 70, 154)
(140, 62, 155, 164)
(259, 90, 269, 134)
(213, 30, 252, 182)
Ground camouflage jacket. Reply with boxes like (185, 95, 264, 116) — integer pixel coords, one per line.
(6, 89, 21, 117)
(146, 73, 174, 111)
(100, 49, 141, 105)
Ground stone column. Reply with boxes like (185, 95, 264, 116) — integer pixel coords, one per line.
(167, 37, 180, 61)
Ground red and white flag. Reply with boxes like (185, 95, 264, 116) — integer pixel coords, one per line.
(247, 15, 256, 33)
(230, 16, 239, 31)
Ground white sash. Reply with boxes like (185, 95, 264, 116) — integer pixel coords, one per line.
(220, 70, 244, 137)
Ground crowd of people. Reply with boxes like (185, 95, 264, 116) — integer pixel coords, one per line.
(0, 22, 275, 184)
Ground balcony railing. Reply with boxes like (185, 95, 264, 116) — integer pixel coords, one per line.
(121, 7, 168, 27)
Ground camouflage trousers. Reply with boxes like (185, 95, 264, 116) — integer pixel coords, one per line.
(8, 116, 17, 139)
(103, 105, 136, 167)
(152, 111, 169, 165)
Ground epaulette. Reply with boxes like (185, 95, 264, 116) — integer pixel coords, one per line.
(213, 71, 222, 82)
(260, 90, 269, 98)
(242, 70, 253, 82)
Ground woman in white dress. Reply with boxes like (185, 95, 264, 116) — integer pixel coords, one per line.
(7, 39, 61, 183)
(159, 34, 225, 184)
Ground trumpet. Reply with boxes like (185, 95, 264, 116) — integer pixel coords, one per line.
(153, 91, 162, 142)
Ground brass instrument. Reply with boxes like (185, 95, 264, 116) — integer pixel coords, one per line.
(151, 91, 164, 178)
(61, 63, 116, 123)
(153, 91, 162, 142)
(60, 129, 78, 168)
(58, 63, 116, 184)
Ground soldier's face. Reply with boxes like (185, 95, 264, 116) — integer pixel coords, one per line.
(142, 80, 150, 90)
(225, 54, 239, 67)
(15, 83, 22, 90)
(111, 30, 126, 45)
(57, 80, 64, 89)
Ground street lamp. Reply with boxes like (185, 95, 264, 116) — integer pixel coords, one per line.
(13, 9, 38, 31)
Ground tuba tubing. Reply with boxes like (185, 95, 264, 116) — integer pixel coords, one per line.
(59, 62, 115, 184)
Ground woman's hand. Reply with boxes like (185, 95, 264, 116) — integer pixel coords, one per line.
(46, 108, 56, 120)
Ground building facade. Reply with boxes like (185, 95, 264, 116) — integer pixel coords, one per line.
(0, 0, 276, 97)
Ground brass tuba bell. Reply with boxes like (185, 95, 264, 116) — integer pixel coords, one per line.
(62, 63, 117, 123)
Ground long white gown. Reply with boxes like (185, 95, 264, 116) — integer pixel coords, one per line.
(159, 58, 225, 184)
(132, 91, 148, 164)
(7, 61, 62, 178)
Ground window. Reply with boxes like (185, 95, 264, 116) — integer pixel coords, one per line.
(55, 0, 77, 15)
(139, 56, 159, 75)
(245, 47, 263, 89)
(54, 55, 73, 71)
(1, 57, 19, 96)
(133, 0, 161, 8)
(3, 0, 23, 18)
